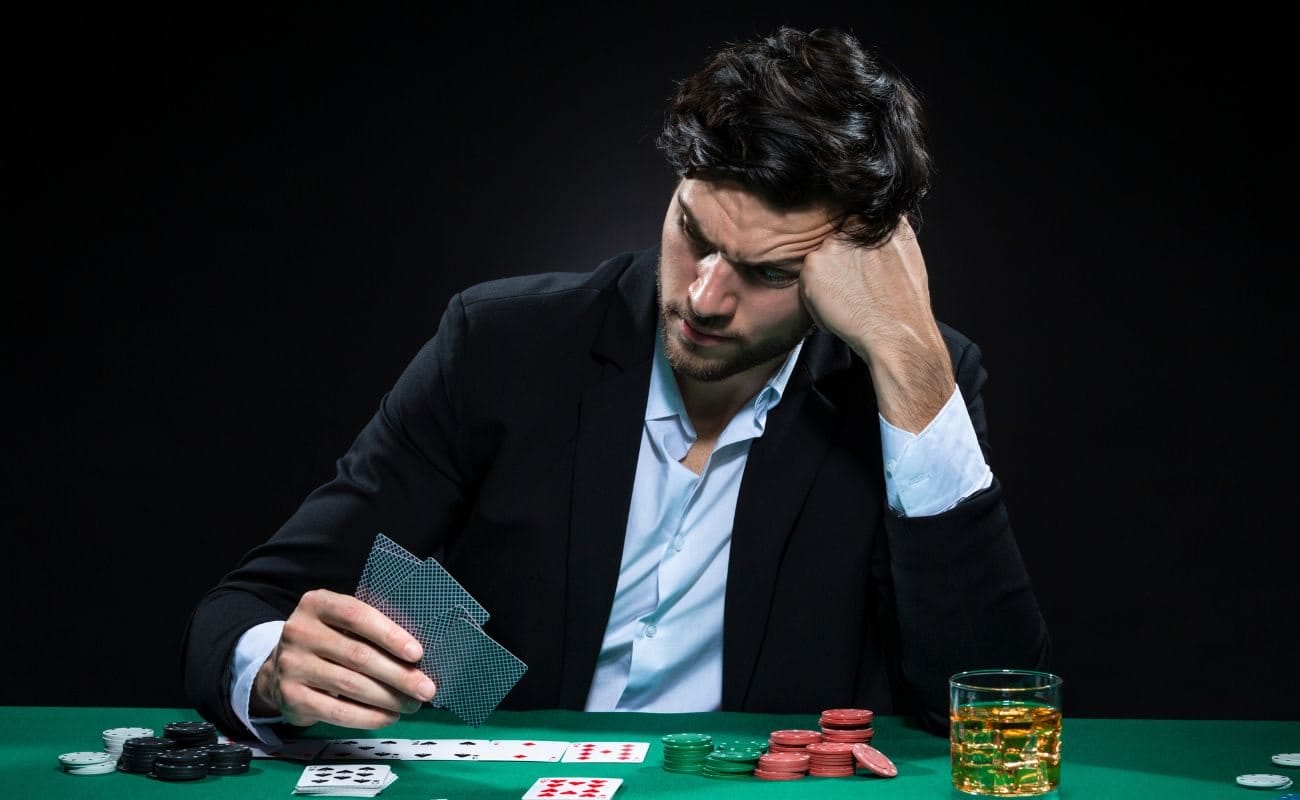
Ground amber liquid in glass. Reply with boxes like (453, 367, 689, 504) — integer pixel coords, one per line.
(951, 702, 1061, 796)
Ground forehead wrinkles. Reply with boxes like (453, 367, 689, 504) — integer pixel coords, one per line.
(690, 181, 836, 262)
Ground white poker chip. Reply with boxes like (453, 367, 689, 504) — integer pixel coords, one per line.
(58, 751, 111, 766)
(103, 726, 154, 740)
(64, 759, 119, 775)
(1274, 754, 1300, 768)
(1237, 773, 1294, 789)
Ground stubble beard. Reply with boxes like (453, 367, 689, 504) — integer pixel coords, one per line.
(656, 265, 812, 384)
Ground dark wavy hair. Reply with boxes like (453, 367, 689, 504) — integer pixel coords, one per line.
(656, 26, 933, 248)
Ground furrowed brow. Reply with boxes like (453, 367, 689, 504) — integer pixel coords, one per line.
(678, 195, 804, 273)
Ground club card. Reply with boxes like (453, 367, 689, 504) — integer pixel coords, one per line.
(403, 738, 492, 761)
(522, 777, 623, 800)
(294, 764, 394, 796)
(318, 738, 491, 761)
(483, 739, 571, 762)
(316, 738, 414, 760)
(561, 741, 649, 763)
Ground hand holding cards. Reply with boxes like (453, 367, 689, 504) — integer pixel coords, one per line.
(356, 533, 527, 727)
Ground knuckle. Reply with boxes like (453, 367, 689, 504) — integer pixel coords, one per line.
(334, 669, 365, 698)
(343, 640, 373, 669)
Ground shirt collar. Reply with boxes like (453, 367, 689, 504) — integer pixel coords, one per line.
(645, 329, 805, 443)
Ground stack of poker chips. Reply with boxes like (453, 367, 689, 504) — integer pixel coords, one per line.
(117, 736, 179, 774)
(700, 744, 765, 780)
(767, 727, 822, 752)
(103, 726, 155, 758)
(57, 751, 119, 776)
(660, 732, 714, 773)
(151, 747, 212, 782)
(805, 741, 857, 777)
(752, 750, 811, 780)
(818, 707, 875, 743)
(203, 742, 254, 774)
(164, 720, 219, 747)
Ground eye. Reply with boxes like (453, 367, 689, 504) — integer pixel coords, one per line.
(751, 266, 798, 287)
(679, 215, 712, 256)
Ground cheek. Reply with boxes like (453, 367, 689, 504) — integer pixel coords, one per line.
(658, 241, 697, 295)
(751, 293, 810, 334)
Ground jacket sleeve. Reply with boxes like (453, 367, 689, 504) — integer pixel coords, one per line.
(180, 294, 475, 738)
(882, 334, 1051, 734)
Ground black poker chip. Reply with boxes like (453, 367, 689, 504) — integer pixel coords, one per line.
(150, 747, 211, 781)
(202, 742, 252, 774)
(163, 720, 218, 747)
(150, 762, 208, 782)
(117, 736, 178, 774)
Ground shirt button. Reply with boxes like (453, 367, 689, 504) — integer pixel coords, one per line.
(644, 624, 658, 638)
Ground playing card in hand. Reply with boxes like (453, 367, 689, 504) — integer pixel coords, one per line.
(354, 532, 527, 727)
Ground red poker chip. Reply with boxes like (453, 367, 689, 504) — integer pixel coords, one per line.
(821, 708, 874, 722)
(852, 743, 898, 778)
(758, 752, 811, 766)
(770, 729, 822, 744)
(806, 742, 856, 754)
(753, 768, 806, 780)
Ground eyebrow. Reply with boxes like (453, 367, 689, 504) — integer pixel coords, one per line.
(678, 194, 805, 274)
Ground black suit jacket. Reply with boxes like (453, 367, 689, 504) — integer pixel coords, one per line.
(182, 247, 1049, 738)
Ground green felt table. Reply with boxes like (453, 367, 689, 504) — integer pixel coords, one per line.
(4, 706, 1296, 798)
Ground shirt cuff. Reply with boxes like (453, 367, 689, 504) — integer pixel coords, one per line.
(231, 620, 287, 747)
(880, 386, 993, 517)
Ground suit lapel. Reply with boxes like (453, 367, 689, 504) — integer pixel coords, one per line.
(721, 332, 852, 709)
(557, 250, 658, 708)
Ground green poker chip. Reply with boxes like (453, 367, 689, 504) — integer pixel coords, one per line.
(662, 733, 713, 746)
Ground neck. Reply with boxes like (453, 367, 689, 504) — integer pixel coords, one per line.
(675, 358, 783, 439)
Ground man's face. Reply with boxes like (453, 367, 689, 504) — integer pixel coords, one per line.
(658, 178, 837, 383)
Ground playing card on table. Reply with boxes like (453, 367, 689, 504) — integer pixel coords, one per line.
(483, 739, 571, 762)
(521, 777, 623, 800)
(318, 738, 491, 761)
(561, 741, 649, 763)
(293, 764, 396, 796)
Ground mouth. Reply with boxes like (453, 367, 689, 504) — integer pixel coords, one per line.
(678, 315, 731, 346)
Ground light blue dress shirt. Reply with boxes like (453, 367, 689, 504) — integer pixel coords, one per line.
(231, 332, 992, 741)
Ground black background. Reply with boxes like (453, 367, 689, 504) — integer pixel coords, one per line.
(5, 3, 1297, 720)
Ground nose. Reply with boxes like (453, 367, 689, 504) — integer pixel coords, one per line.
(688, 254, 739, 321)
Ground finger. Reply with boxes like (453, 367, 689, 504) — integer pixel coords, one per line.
(277, 679, 405, 731)
(287, 592, 437, 705)
(302, 589, 424, 663)
(277, 640, 428, 715)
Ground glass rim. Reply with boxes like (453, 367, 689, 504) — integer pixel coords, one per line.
(949, 668, 1063, 691)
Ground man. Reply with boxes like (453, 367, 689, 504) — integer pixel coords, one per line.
(182, 26, 1049, 744)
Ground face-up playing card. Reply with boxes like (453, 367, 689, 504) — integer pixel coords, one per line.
(560, 741, 649, 763)
(318, 737, 492, 761)
(483, 740, 571, 762)
(294, 764, 396, 797)
(521, 777, 623, 800)
(316, 738, 408, 760)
